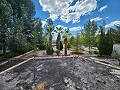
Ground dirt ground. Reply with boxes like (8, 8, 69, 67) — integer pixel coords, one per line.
(0, 57, 120, 90)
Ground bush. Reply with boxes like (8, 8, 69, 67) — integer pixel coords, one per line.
(46, 46, 54, 55)
(8, 41, 33, 54)
(56, 41, 63, 50)
(7, 26, 34, 54)
(38, 44, 46, 50)
(0, 52, 19, 61)
(55, 49, 60, 56)
(67, 42, 71, 50)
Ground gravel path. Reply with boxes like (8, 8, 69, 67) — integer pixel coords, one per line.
(0, 57, 120, 90)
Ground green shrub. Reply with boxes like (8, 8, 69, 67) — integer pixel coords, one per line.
(67, 42, 71, 50)
(46, 46, 54, 55)
(56, 41, 63, 50)
(38, 44, 46, 50)
(0, 52, 19, 61)
(55, 49, 60, 56)
(8, 41, 33, 54)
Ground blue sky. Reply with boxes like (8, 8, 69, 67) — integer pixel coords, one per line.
(33, 0, 120, 35)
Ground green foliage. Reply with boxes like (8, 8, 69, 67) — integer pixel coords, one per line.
(0, 52, 19, 61)
(69, 36, 74, 45)
(45, 18, 54, 55)
(67, 42, 71, 50)
(111, 25, 120, 44)
(55, 27, 63, 50)
(98, 21, 113, 56)
(70, 33, 82, 52)
(98, 25, 106, 56)
(7, 18, 33, 54)
(38, 44, 46, 50)
(0, 0, 13, 54)
(105, 29, 113, 55)
(56, 41, 63, 50)
(46, 46, 54, 55)
(55, 49, 60, 56)
(83, 20, 98, 47)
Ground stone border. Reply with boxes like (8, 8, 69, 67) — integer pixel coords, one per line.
(0, 57, 34, 75)
(1, 55, 120, 75)
(80, 56, 120, 70)
(0, 50, 34, 67)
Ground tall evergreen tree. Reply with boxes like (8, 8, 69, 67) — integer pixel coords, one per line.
(84, 19, 98, 53)
(0, 0, 13, 54)
(98, 20, 113, 56)
(98, 20, 106, 56)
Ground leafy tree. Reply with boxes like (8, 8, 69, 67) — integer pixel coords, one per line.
(33, 18, 43, 44)
(7, 18, 32, 54)
(0, 0, 13, 54)
(7, 0, 36, 41)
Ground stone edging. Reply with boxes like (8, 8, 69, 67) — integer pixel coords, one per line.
(80, 56, 120, 70)
(0, 50, 34, 67)
(0, 57, 34, 75)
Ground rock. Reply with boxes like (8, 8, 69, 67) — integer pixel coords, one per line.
(96, 78, 106, 84)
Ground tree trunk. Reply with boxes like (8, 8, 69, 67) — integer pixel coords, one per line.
(49, 33, 52, 55)
(57, 33, 61, 50)
(3, 45, 6, 55)
(2, 23, 6, 55)
(64, 38, 67, 56)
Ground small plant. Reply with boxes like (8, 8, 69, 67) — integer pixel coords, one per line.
(38, 44, 46, 50)
(46, 46, 54, 55)
(55, 49, 60, 56)
(67, 42, 71, 50)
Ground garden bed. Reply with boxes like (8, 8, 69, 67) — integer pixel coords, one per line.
(0, 50, 33, 72)
(0, 57, 120, 90)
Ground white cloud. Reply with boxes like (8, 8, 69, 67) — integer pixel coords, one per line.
(39, 0, 97, 23)
(41, 20, 46, 27)
(105, 20, 120, 28)
(98, 5, 108, 12)
(90, 17, 102, 22)
(69, 26, 83, 31)
(106, 16, 109, 19)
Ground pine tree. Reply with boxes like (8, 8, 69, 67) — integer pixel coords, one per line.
(98, 21, 113, 56)
(98, 21, 106, 56)
(0, 0, 13, 54)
